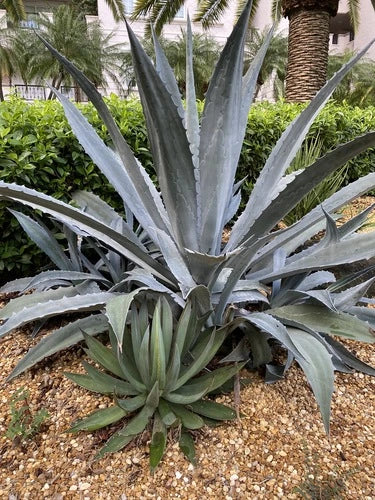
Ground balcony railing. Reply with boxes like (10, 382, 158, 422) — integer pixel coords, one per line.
(14, 85, 91, 102)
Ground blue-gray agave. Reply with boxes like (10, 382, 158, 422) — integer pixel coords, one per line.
(1, 1, 375, 433)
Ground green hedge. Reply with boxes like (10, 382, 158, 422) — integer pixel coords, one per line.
(1, 96, 374, 282)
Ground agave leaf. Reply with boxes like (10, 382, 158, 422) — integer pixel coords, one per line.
(183, 362, 247, 396)
(164, 343, 181, 393)
(117, 348, 146, 394)
(161, 296, 173, 362)
(338, 202, 375, 238)
(269, 304, 375, 343)
(150, 300, 167, 389)
(149, 411, 167, 472)
(297, 271, 336, 291)
(215, 234, 273, 322)
(175, 301, 193, 357)
(151, 27, 184, 118)
(158, 399, 177, 426)
(65, 363, 138, 396)
(250, 173, 375, 272)
(261, 230, 375, 283)
(116, 394, 147, 412)
(164, 381, 211, 405)
(239, 25, 274, 136)
(150, 228, 196, 297)
(0, 277, 34, 293)
(105, 290, 146, 349)
(126, 21, 199, 252)
(188, 400, 237, 420)
(95, 429, 134, 459)
(0, 291, 115, 339)
(23, 270, 112, 292)
(199, 0, 252, 254)
(0, 285, 80, 320)
(237, 133, 375, 243)
(38, 34, 172, 239)
(169, 404, 205, 429)
(324, 335, 375, 376)
(179, 431, 196, 465)
(185, 13, 200, 213)
(286, 327, 334, 434)
(229, 40, 375, 249)
(7, 314, 108, 381)
(9, 209, 73, 271)
(68, 406, 127, 433)
(136, 326, 151, 387)
(219, 337, 250, 363)
(242, 312, 304, 359)
(72, 191, 143, 249)
(346, 306, 375, 328)
(50, 87, 170, 246)
(83, 333, 123, 379)
(0, 183, 177, 287)
(332, 278, 375, 311)
(175, 328, 228, 390)
(121, 269, 185, 307)
(184, 250, 235, 286)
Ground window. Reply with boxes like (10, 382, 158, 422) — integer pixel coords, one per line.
(332, 33, 339, 44)
(123, 0, 134, 15)
(175, 6, 185, 19)
(19, 13, 39, 29)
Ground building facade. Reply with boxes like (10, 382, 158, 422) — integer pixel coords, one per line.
(1, 0, 374, 98)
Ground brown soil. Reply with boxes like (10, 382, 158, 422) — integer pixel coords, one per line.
(0, 198, 374, 499)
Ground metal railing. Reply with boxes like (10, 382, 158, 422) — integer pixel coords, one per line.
(14, 85, 90, 102)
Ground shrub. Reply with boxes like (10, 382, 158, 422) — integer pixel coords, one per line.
(1, 96, 374, 280)
(0, 96, 150, 280)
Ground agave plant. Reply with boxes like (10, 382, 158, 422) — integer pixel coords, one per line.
(66, 292, 242, 467)
(1, 1, 375, 435)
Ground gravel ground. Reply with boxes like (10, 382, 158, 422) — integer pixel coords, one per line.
(0, 316, 374, 499)
(0, 199, 374, 499)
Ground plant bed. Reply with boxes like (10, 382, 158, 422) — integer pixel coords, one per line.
(0, 320, 374, 498)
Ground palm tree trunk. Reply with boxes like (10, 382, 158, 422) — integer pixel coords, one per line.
(283, 0, 339, 102)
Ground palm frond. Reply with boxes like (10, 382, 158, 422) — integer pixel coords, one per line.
(194, 0, 230, 29)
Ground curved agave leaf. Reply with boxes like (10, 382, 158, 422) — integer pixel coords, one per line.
(269, 304, 375, 343)
(50, 87, 169, 247)
(24, 270, 112, 292)
(7, 314, 108, 381)
(9, 209, 74, 270)
(261, 230, 375, 282)
(237, 133, 375, 243)
(286, 327, 334, 434)
(37, 34, 172, 239)
(188, 400, 237, 420)
(324, 335, 375, 376)
(346, 306, 375, 328)
(179, 431, 196, 465)
(0, 292, 115, 339)
(105, 290, 147, 349)
(126, 21, 199, 252)
(65, 361, 138, 396)
(332, 278, 375, 311)
(252, 172, 375, 271)
(229, 38, 375, 249)
(83, 332, 123, 379)
(0, 182, 176, 288)
(68, 406, 127, 433)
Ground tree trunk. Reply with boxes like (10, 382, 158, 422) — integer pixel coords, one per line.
(0, 71, 4, 102)
(283, 0, 339, 102)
